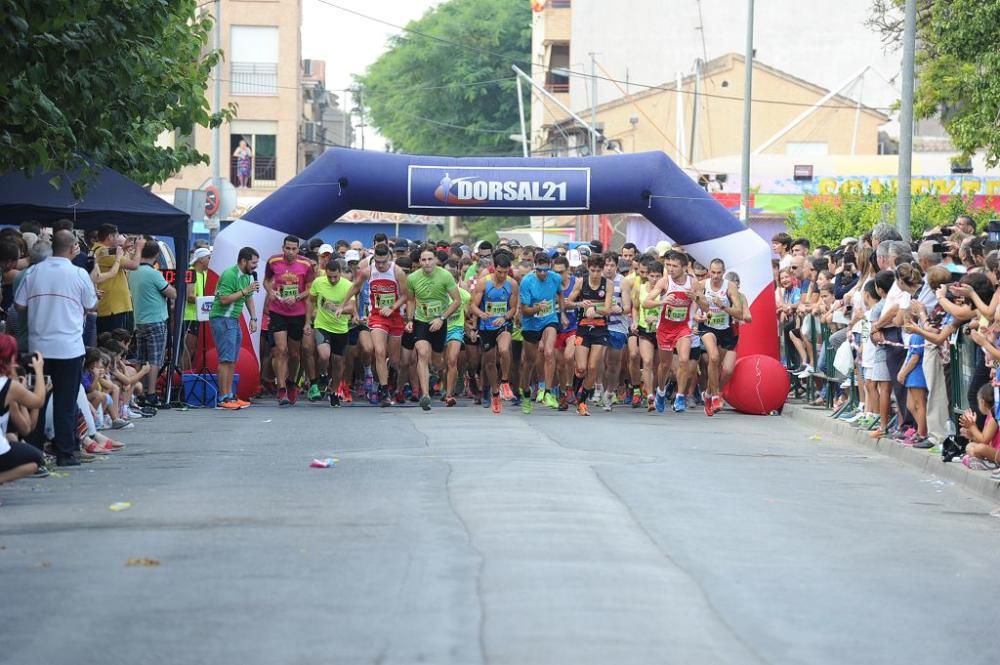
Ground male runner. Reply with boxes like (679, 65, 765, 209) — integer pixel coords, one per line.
(600, 253, 630, 411)
(471, 252, 519, 413)
(565, 253, 614, 416)
(695, 259, 743, 415)
(264, 236, 314, 406)
(443, 260, 472, 407)
(305, 259, 355, 407)
(405, 248, 461, 411)
(340, 243, 407, 406)
(644, 250, 696, 413)
(553, 255, 578, 411)
(632, 257, 663, 411)
(518, 251, 564, 413)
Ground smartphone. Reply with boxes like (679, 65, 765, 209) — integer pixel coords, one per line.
(931, 243, 946, 254)
(941, 226, 954, 237)
(987, 220, 1000, 250)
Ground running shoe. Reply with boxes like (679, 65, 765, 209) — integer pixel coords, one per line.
(342, 383, 353, 403)
(395, 389, 405, 405)
(403, 383, 414, 402)
(276, 387, 288, 406)
(704, 394, 714, 417)
(654, 391, 666, 413)
(558, 392, 569, 411)
(794, 364, 815, 379)
(577, 401, 590, 416)
(363, 371, 374, 398)
(419, 394, 432, 411)
(631, 389, 642, 409)
(647, 394, 656, 413)
(543, 391, 559, 410)
(380, 387, 392, 408)
(218, 397, 243, 410)
(712, 395, 723, 414)
(664, 380, 677, 400)
(500, 381, 515, 401)
(521, 390, 533, 414)
(287, 383, 299, 405)
(329, 393, 341, 408)
(491, 392, 502, 414)
(692, 391, 704, 407)
(911, 437, 934, 449)
(672, 394, 686, 413)
(307, 384, 321, 402)
(233, 397, 251, 408)
(535, 386, 546, 403)
(445, 395, 457, 407)
(602, 392, 613, 412)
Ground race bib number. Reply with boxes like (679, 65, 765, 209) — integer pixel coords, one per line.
(537, 300, 553, 316)
(708, 311, 729, 327)
(666, 306, 687, 322)
(486, 301, 508, 317)
(280, 285, 299, 299)
(418, 301, 444, 318)
(375, 293, 396, 309)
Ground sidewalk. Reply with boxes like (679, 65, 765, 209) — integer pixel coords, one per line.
(784, 403, 1000, 504)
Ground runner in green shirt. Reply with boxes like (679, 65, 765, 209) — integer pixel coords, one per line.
(443, 260, 473, 406)
(405, 249, 461, 411)
(305, 259, 356, 407)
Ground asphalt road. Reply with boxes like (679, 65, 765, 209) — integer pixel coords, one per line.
(2, 398, 999, 665)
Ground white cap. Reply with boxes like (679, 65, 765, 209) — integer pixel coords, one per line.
(344, 249, 361, 262)
(318, 243, 334, 255)
(566, 249, 582, 267)
(192, 247, 212, 261)
(655, 240, 672, 256)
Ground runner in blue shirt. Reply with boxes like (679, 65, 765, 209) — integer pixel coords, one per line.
(518, 251, 566, 412)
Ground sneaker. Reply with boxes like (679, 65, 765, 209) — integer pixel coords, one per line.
(277, 388, 289, 406)
(692, 391, 705, 407)
(647, 394, 656, 413)
(287, 383, 299, 405)
(536, 387, 546, 403)
(31, 465, 50, 478)
(78, 451, 96, 462)
(111, 419, 134, 430)
(491, 392, 502, 414)
(56, 455, 81, 467)
(962, 454, 990, 471)
(499, 381, 515, 401)
(307, 384, 322, 402)
(602, 392, 613, 412)
(218, 397, 243, 410)
(673, 394, 686, 413)
(631, 389, 642, 409)
(445, 395, 457, 407)
(419, 394, 431, 411)
(558, 392, 569, 411)
(543, 391, 559, 410)
(664, 380, 677, 400)
(379, 387, 392, 408)
(577, 401, 590, 416)
(911, 437, 934, 449)
(712, 395, 723, 414)
(329, 393, 341, 407)
(342, 384, 353, 403)
(403, 384, 414, 402)
(794, 364, 815, 379)
(233, 397, 251, 408)
(593, 387, 603, 404)
(363, 371, 374, 397)
(521, 391, 533, 414)
(704, 394, 714, 417)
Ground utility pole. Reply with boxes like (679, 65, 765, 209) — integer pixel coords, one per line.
(210, 0, 222, 241)
(896, 0, 917, 242)
(740, 0, 755, 224)
(689, 59, 701, 165)
(590, 52, 598, 240)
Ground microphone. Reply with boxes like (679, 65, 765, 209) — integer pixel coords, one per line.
(251, 271, 258, 282)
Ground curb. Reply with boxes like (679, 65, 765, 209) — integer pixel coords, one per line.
(784, 403, 1000, 505)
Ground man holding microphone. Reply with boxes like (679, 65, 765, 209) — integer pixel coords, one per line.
(209, 247, 260, 410)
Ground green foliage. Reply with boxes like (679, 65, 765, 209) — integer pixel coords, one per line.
(787, 191, 995, 246)
(869, 0, 1000, 166)
(357, 0, 530, 156)
(464, 217, 529, 245)
(0, 0, 235, 194)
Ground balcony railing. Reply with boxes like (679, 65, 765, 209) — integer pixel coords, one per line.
(230, 155, 276, 189)
(231, 62, 278, 96)
(545, 82, 570, 93)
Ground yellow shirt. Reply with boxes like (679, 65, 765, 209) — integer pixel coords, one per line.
(93, 244, 133, 316)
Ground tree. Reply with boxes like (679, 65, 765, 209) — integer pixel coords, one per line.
(868, 0, 1000, 166)
(357, 0, 530, 157)
(0, 0, 234, 193)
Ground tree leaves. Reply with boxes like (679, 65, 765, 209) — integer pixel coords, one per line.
(356, 0, 530, 157)
(0, 0, 235, 191)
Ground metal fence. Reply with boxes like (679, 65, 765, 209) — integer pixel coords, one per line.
(231, 62, 278, 96)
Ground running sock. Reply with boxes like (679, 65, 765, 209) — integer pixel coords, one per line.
(656, 387, 666, 397)
(572, 375, 584, 393)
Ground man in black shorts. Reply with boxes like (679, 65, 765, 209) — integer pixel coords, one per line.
(264, 236, 315, 405)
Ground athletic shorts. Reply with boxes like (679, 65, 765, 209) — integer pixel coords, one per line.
(369, 312, 404, 337)
(315, 328, 349, 356)
(607, 330, 628, 350)
(656, 323, 692, 352)
(401, 329, 416, 351)
(575, 324, 608, 348)
(479, 324, 512, 352)
(635, 328, 657, 345)
(689, 345, 704, 361)
(555, 329, 577, 350)
(522, 322, 558, 345)
(699, 324, 739, 352)
(447, 327, 464, 345)
(413, 319, 446, 354)
(463, 332, 479, 347)
(269, 312, 306, 342)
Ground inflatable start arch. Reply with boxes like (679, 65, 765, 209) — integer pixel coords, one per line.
(210, 148, 788, 414)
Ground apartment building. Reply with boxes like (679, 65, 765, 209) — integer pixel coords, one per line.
(154, 0, 302, 212)
(300, 58, 355, 170)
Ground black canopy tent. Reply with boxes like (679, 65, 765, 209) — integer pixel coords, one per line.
(0, 167, 192, 403)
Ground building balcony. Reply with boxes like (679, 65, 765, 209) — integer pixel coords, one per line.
(545, 82, 569, 93)
(231, 62, 278, 96)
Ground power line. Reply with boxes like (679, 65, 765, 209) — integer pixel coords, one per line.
(393, 108, 514, 134)
(311, 0, 896, 113)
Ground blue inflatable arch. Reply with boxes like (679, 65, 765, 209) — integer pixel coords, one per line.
(210, 148, 784, 412)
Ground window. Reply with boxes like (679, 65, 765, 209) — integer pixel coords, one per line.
(545, 42, 570, 93)
(230, 26, 279, 96)
(230, 121, 278, 188)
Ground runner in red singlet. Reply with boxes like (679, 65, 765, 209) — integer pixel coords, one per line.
(644, 250, 695, 413)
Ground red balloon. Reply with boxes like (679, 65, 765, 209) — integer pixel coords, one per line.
(199, 346, 261, 402)
(722, 353, 789, 415)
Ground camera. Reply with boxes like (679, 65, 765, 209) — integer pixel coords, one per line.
(931, 242, 946, 254)
(987, 220, 1000, 251)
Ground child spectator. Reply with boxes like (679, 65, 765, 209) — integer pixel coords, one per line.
(959, 384, 1000, 470)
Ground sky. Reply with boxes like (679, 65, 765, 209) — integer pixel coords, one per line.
(301, 0, 442, 150)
